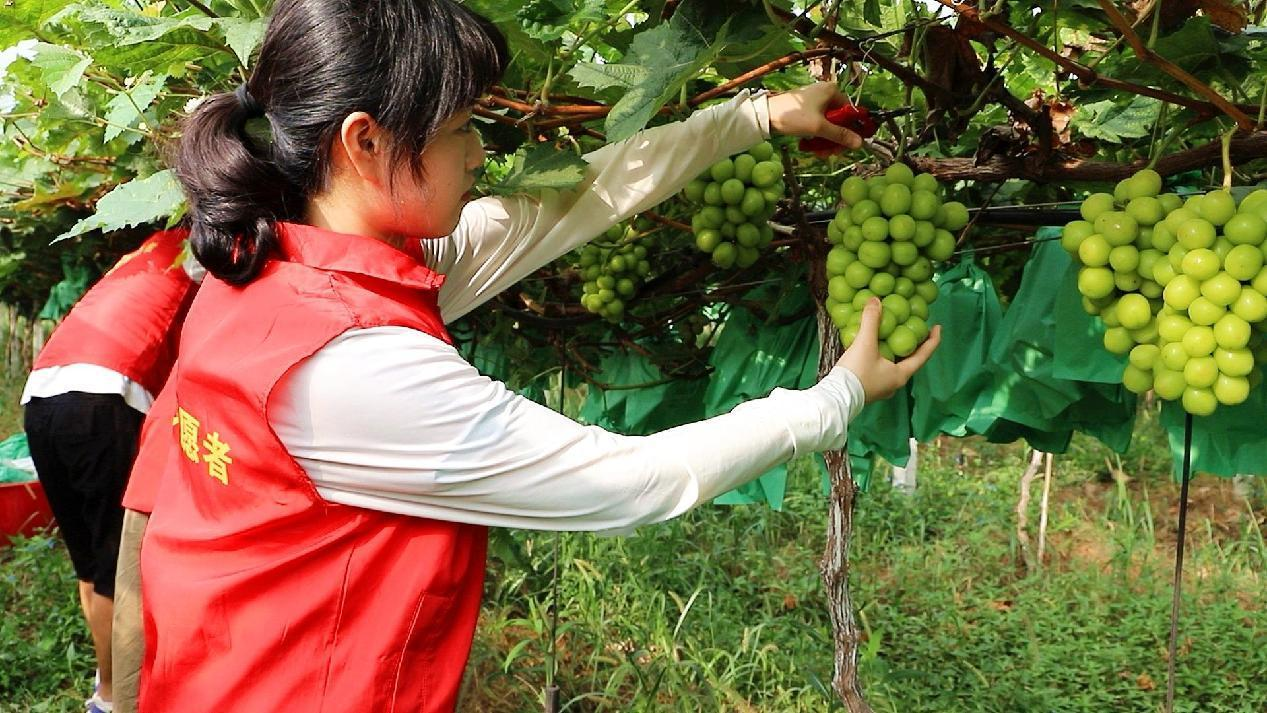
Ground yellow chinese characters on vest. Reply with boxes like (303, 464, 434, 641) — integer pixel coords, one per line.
(172, 406, 234, 485)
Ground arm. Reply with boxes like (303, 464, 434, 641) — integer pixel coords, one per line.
(269, 326, 862, 533)
(424, 90, 770, 322)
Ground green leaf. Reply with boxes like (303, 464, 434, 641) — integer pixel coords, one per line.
(48, 4, 231, 76)
(1150, 18, 1221, 70)
(598, 8, 732, 142)
(28, 43, 92, 98)
(0, 0, 68, 47)
(567, 62, 651, 91)
(49, 5, 216, 46)
(102, 72, 167, 143)
(57, 170, 185, 241)
(489, 144, 588, 196)
(863, 0, 883, 26)
(1076, 96, 1162, 144)
(215, 17, 267, 68)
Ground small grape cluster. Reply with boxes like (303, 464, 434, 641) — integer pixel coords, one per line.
(682, 141, 784, 269)
(578, 223, 655, 323)
(824, 163, 966, 360)
(1061, 168, 1267, 415)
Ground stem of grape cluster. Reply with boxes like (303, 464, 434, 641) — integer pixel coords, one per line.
(1257, 75, 1267, 129)
(1221, 125, 1237, 189)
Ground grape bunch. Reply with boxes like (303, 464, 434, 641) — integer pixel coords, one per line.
(1061, 168, 1267, 415)
(578, 223, 655, 323)
(824, 163, 966, 360)
(682, 141, 784, 269)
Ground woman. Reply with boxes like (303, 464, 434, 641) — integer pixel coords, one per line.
(137, 1, 939, 710)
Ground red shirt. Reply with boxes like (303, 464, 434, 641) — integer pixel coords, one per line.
(139, 223, 487, 712)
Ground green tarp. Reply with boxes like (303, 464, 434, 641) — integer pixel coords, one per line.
(38, 255, 94, 321)
(1160, 392, 1267, 478)
(0, 433, 36, 484)
(700, 282, 822, 508)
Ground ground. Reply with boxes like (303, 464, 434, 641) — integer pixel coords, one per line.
(0, 375, 1264, 711)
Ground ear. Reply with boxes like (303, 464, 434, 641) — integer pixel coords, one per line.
(334, 111, 390, 185)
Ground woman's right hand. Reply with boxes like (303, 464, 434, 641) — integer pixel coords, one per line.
(838, 298, 941, 403)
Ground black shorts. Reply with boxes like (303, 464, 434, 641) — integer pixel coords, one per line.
(23, 392, 144, 598)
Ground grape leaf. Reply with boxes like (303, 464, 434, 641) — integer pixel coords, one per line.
(57, 170, 185, 241)
(863, 0, 883, 26)
(1076, 96, 1162, 143)
(49, 5, 231, 76)
(597, 10, 732, 142)
(489, 144, 588, 195)
(215, 17, 266, 67)
(568, 62, 651, 91)
(0, 0, 69, 47)
(102, 72, 167, 143)
(29, 43, 93, 98)
(48, 5, 216, 46)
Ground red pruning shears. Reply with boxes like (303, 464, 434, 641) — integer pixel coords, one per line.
(798, 104, 914, 158)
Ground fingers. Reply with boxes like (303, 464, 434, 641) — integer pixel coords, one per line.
(835, 126, 863, 150)
(896, 324, 942, 381)
(819, 82, 849, 109)
(853, 298, 882, 350)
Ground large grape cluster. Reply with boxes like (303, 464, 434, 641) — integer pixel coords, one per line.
(682, 141, 784, 269)
(578, 223, 655, 323)
(825, 163, 966, 360)
(1062, 168, 1267, 415)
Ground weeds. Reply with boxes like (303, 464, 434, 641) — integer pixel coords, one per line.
(1, 419, 1264, 711)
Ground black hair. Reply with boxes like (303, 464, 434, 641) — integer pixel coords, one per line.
(174, 0, 508, 284)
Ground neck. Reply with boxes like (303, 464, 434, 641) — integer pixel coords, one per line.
(303, 196, 409, 251)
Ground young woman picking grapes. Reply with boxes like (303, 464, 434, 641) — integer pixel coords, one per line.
(132, 1, 939, 709)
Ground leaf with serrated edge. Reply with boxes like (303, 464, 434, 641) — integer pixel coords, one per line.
(568, 63, 650, 91)
(103, 72, 167, 142)
(215, 17, 266, 67)
(57, 170, 185, 241)
(29, 43, 92, 97)
(1077, 96, 1161, 143)
(489, 144, 587, 196)
(602, 15, 731, 142)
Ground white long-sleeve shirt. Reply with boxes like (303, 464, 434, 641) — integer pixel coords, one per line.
(269, 90, 866, 533)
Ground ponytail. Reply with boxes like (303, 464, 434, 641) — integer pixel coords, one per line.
(174, 85, 295, 285)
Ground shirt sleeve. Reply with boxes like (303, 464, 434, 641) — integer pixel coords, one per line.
(422, 90, 771, 323)
(269, 326, 863, 534)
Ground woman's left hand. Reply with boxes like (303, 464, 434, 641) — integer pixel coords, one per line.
(767, 82, 863, 150)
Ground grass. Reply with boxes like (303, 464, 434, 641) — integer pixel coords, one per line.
(1, 398, 1264, 711)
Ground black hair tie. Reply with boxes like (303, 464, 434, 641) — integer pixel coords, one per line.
(234, 83, 265, 119)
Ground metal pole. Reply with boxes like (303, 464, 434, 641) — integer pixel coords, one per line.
(1164, 412, 1194, 713)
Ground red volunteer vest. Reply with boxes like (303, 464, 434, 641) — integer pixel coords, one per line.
(121, 379, 177, 513)
(138, 223, 489, 712)
(34, 229, 196, 397)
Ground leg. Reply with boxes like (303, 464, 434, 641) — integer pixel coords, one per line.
(79, 579, 95, 626)
(46, 394, 144, 706)
(25, 398, 103, 691)
(111, 509, 148, 713)
(88, 592, 115, 701)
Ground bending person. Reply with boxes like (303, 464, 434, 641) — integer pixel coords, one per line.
(22, 228, 198, 713)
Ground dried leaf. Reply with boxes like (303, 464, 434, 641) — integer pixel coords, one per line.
(922, 26, 984, 111)
(1198, 0, 1248, 32)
